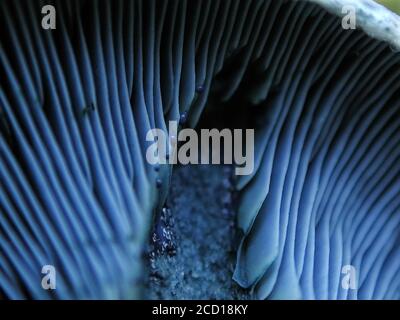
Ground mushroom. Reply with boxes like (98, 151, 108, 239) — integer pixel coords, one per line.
(0, 0, 399, 299)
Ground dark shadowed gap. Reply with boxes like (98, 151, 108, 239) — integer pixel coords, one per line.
(144, 94, 255, 299)
(145, 164, 251, 299)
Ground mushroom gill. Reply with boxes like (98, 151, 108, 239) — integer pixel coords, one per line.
(0, 0, 399, 299)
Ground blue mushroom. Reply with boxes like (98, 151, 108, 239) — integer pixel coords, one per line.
(0, 0, 399, 299)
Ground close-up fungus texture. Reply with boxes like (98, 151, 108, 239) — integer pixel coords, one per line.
(0, 0, 400, 300)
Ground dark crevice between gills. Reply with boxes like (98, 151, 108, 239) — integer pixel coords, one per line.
(145, 164, 251, 300)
